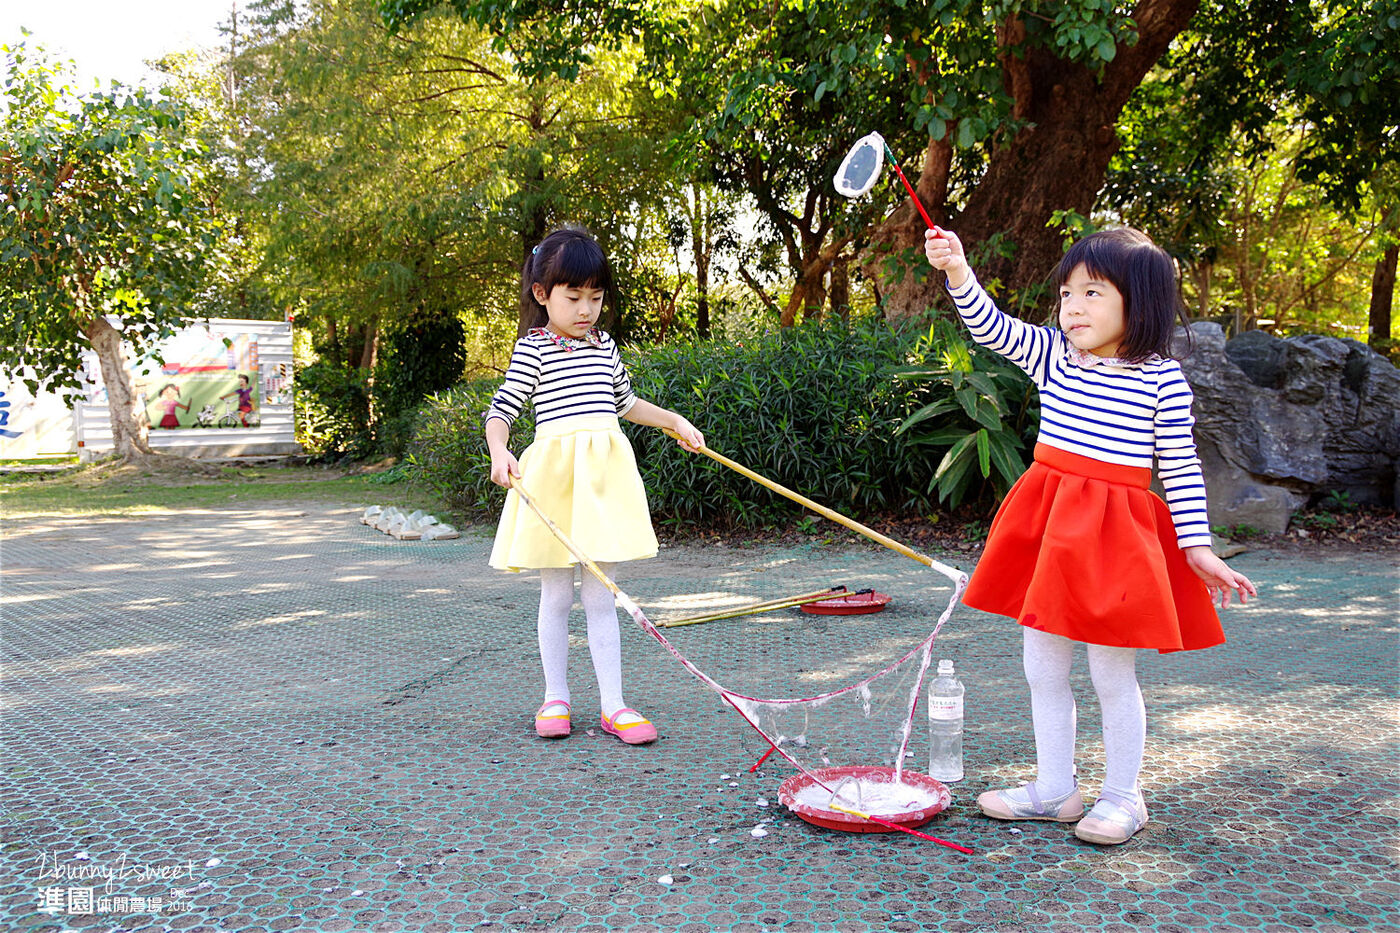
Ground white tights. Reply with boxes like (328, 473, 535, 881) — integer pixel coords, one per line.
(1023, 627, 1145, 806)
(537, 563, 628, 718)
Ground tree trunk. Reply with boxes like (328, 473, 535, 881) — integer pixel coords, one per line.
(738, 265, 782, 319)
(1369, 243, 1398, 351)
(784, 255, 829, 326)
(695, 268, 711, 338)
(877, 0, 1200, 320)
(782, 231, 856, 326)
(828, 254, 851, 322)
(688, 185, 712, 339)
(84, 315, 156, 460)
(359, 316, 380, 372)
(517, 97, 552, 338)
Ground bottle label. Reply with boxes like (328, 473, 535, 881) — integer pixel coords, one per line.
(928, 696, 963, 720)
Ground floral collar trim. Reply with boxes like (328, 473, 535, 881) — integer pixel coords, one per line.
(530, 326, 603, 352)
(1067, 346, 1142, 368)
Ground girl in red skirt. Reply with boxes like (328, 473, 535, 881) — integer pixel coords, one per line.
(925, 225, 1256, 845)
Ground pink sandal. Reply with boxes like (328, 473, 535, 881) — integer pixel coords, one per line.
(600, 708, 657, 745)
(535, 700, 571, 738)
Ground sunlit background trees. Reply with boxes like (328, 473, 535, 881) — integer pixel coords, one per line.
(5, 0, 1396, 478)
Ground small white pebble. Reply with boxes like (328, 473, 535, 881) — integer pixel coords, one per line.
(729, 781, 739, 787)
(1009, 828, 1022, 835)
(351, 890, 365, 897)
(756, 798, 769, 807)
(657, 874, 673, 885)
(720, 773, 731, 779)
(205, 858, 222, 868)
(750, 825, 768, 838)
(73, 852, 90, 861)
(678, 862, 690, 868)
(707, 838, 719, 844)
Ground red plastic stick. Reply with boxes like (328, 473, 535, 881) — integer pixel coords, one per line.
(829, 803, 974, 854)
(882, 144, 935, 230)
(749, 746, 777, 772)
(863, 815, 975, 854)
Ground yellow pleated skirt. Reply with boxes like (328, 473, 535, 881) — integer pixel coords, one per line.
(489, 414, 659, 572)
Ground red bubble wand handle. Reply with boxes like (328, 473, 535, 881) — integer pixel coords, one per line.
(882, 142, 935, 230)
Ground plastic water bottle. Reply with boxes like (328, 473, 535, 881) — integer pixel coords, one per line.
(927, 658, 964, 783)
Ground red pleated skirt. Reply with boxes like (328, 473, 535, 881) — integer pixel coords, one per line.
(962, 444, 1224, 653)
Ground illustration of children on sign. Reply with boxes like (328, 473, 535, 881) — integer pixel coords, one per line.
(150, 384, 191, 429)
(219, 374, 257, 427)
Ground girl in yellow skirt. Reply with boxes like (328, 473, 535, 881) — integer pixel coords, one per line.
(924, 225, 1256, 844)
(485, 226, 704, 746)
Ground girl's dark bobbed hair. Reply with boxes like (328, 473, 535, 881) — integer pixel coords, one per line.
(518, 226, 616, 338)
(1053, 227, 1192, 362)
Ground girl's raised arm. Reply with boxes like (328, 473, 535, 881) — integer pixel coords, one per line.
(925, 226, 1056, 382)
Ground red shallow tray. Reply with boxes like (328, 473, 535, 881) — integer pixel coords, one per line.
(777, 765, 950, 832)
(799, 591, 890, 615)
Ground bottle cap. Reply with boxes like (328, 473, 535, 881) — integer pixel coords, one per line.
(937, 658, 954, 675)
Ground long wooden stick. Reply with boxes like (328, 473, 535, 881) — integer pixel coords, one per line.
(659, 587, 850, 628)
(663, 429, 962, 580)
(658, 585, 840, 627)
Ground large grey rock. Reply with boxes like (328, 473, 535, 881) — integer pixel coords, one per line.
(1178, 324, 1400, 534)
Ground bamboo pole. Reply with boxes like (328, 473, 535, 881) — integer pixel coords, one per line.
(659, 587, 853, 628)
(663, 429, 962, 580)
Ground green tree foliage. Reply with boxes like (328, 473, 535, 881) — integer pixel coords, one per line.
(212, 0, 688, 453)
(0, 41, 220, 459)
(640, 2, 914, 327)
(1104, 0, 1399, 342)
(381, 0, 1201, 323)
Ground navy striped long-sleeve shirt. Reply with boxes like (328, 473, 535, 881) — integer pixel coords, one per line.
(485, 329, 638, 428)
(949, 275, 1212, 547)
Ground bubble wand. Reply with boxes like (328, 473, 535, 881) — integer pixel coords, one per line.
(506, 472, 973, 853)
(833, 131, 934, 230)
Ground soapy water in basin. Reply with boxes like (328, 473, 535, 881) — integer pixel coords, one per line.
(792, 775, 942, 816)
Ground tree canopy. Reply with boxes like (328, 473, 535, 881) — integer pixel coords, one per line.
(70, 0, 1387, 453)
(1, 41, 221, 457)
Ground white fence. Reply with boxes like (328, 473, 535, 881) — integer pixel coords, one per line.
(1, 318, 300, 461)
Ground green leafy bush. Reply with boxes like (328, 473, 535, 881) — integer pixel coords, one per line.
(622, 321, 935, 527)
(408, 378, 535, 514)
(407, 319, 1039, 526)
(294, 360, 374, 459)
(374, 316, 467, 457)
(891, 319, 1039, 508)
(295, 317, 466, 460)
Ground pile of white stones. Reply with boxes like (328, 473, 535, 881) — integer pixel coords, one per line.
(361, 506, 460, 541)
